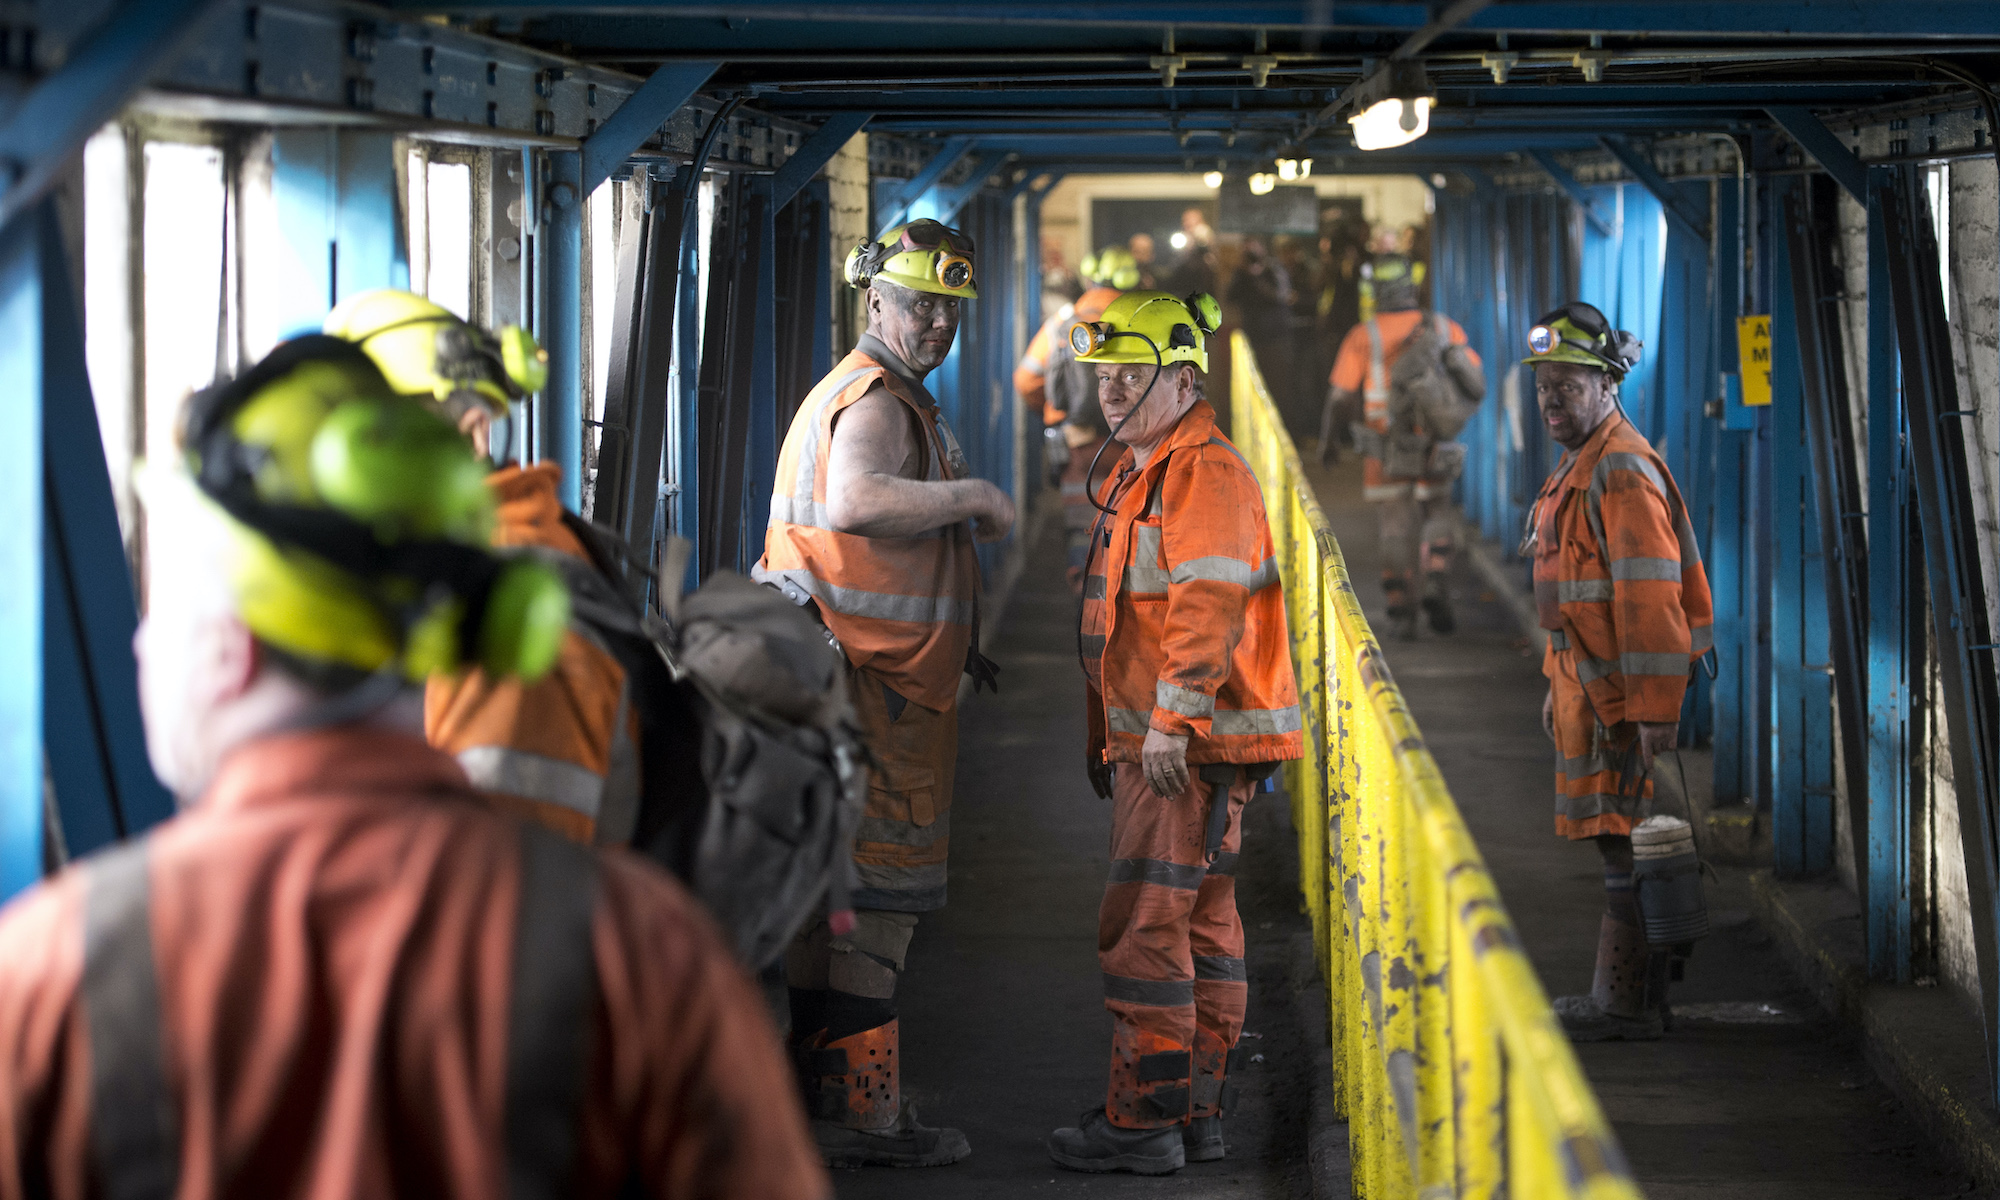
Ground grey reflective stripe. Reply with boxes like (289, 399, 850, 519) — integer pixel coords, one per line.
(856, 808, 952, 849)
(790, 366, 879, 503)
(84, 840, 179, 1200)
(1562, 749, 1621, 778)
(1212, 706, 1303, 736)
(1171, 555, 1279, 591)
(1133, 523, 1163, 565)
(1126, 564, 1171, 593)
(1364, 319, 1387, 401)
(508, 825, 600, 1200)
(1108, 707, 1152, 736)
(1558, 579, 1614, 603)
(1622, 651, 1692, 677)
(1083, 575, 1107, 600)
(1591, 451, 1667, 501)
(1203, 435, 1253, 473)
(1103, 973, 1196, 1007)
(759, 568, 975, 626)
(1107, 857, 1208, 891)
(1690, 624, 1715, 654)
(854, 856, 949, 896)
(1193, 955, 1248, 982)
(1156, 681, 1216, 719)
(1548, 628, 1571, 650)
(1610, 556, 1681, 582)
(594, 685, 641, 847)
(1576, 656, 1619, 684)
(459, 746, 604, 819)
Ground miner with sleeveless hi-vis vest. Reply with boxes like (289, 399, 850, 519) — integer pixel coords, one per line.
(1047, 292, 1303, 1175)
(0, 339, 827, 1198)
(1520, 303, 1715, 1043)
(755, 218, 1013, 1168)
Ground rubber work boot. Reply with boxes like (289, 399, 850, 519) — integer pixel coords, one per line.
(1183, 1115, 1224, 1163)
(798, 1022, 970, 1167)
(1048, 1109, 1185, 1175)
(1421, 569, 1457, 635)
(1555, 914, 1663, 1042)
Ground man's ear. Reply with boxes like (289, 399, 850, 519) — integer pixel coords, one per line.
(205, 612, 265, 706)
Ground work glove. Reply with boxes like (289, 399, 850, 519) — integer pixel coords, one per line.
(1088, 755, 1115, 800)
(965, 646, 1001, 694)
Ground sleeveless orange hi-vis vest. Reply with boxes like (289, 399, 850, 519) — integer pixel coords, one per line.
(754, 347, 981, 711)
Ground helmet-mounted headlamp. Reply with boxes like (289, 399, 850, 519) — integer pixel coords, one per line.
(845, 218, 980, 297)
(1521, 301, 1641, 379)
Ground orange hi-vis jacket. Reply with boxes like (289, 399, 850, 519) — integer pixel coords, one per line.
(1329, 310, 1480, 501)
(1015, 286, 1120, 426)
(1530, 411, 1715, 727)
(754, 344, 981, 712)
(428, 463, 641, 845)
(1081, 400, 1304, 766)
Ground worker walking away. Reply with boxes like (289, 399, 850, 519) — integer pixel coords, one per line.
(0, 338, 827, 1198)
(1016, 246, 1135, 590)
(1049, 292, 1304, 1174)
(756, 219, 1015, 1167)
(1519, 303, 1714, 1041)
(1316, 252, 1485, 640)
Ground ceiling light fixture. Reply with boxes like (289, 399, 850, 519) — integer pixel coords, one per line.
(1203, 170, 1224, 189)
(1346, 60, 1434, 152)
(1249, 173, 1277, 196)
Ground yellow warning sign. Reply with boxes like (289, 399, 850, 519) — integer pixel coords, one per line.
(1737, 315, 1772, 407)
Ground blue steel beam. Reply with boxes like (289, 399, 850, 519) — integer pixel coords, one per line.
(771, 111, 873, 210)
(544, 150, 586, 509)
(581, 60, 720, 195)
(0, 0, 223, 233)
(1527, 149, 1613, 237)
(0, 207, 39, 896)
(1598, 136, 1710, 241)
(395, 2, 2000, 40)
(1766, 107, 1870, 204)
(933, 153, 1009, 226)
(875, 138, 974, 233)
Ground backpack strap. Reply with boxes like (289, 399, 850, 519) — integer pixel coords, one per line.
(1363, 319, 1387, 402)
(506, 824, 601, 1200)
(83, 840, 179, 1200)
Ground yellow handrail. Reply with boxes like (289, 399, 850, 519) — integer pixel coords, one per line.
(1229, 333, 1642, 1200)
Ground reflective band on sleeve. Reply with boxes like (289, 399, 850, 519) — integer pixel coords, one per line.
(1211, 706, 1303, 736)
(1171, 555, 1280, 591)
(1610, 557, 1682, 582)
(1690, 625, 1714, 654)
(459, 746, 605, 819)
(1557, 580, 1614, 603)
(1621, 651, 1693, 677)
(1103, 973, 1196, 1007)
(507, 825, 600, 1200)
(1108, 857, 1208, 890)
(1156, 681, 1216, 718)
(1193, 955, 1248, 982)
(83, 841, 180, 1200)
(760, 569, 975, 626)
(1108, 707, 1152, 735)
(1548, 629, 1570, 650)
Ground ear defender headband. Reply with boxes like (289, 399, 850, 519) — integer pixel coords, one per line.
(844, 218, 979, 294)
(182, 336, 569, 683)
(356, 315, 548, 415)
(1068, 291, 1220, 365)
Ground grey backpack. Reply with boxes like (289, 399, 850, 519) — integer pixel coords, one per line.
(559, 522, 866, 969)
(1388, 314, 1485, 442)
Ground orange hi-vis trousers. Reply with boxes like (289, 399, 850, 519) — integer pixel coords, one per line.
(1099, 763, 1255, 1129)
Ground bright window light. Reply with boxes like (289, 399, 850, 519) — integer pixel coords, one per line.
(142, 142, 226, 468)
(1249, 173, 1277, 196)
(1170, 231, 1189, 250)
(589, 179, 617, 426)
(1202, 170, 1223, 189)
(83, 126, 136, 538)
(1925, 163, 1952, 319)
(426, 160, 473, 319)
(1350, 96, 1432, 151)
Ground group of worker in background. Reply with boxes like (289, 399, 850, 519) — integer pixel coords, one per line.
(0, 162, 1717, 1189)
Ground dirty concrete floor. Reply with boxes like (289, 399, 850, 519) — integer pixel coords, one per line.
(832, 503, 1330, 1198)
(1301, 451, 1975, 1200)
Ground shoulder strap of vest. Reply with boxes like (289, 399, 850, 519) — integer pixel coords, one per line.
(507, 823, 601, 1200)
(84, 840, 178, 1200)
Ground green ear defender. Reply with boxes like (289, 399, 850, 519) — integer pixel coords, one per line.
(185, 335, 571, 684)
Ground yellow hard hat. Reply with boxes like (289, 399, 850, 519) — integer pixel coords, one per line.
(325, 289, 548, 418)
(844, 219, 978, 298)
(178, 335, 570, 683)
(1080, 245, 1141, 290)
(1068, 290, 1222, 373)
(1520, 302, 1641, 380)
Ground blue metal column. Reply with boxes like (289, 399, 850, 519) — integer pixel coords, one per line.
(1767, 181, 1835, 875)
(1710, 175, 1754, 804)
(544, 150, 585, 508)
(744, 176, 780, 574)
(272, 130, 410, 336)
(672, 167, 706, 587)
(0, 209, 45, 895)
(1865, 167, 1912, 977)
